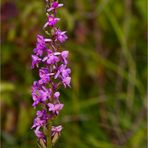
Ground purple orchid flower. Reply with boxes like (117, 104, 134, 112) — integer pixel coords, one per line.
(44, 16, 60, 28)
(54, 64, 71, 80)
(48, 103, 64, 115)
(34, 126, 45, 140)
(31, 0, 71, 145)
(62, 76, 71, 87)
(47, 2, 63, 12)
(51, 125, 62, 137)
(54, 92, 60, 99)
(34, 35, 51, 56)
(31, 55, 41, 69)
(43, 54, 59, 65)
(55, 29, 68, 43)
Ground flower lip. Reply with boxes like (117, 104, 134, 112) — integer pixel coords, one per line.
(54, 92, 60, 99)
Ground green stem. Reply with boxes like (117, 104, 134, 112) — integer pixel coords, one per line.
(42, 122, 52, 148)
(46, 121, 52, 148)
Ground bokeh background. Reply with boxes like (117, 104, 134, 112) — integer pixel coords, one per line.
(1, 0, 147, 147)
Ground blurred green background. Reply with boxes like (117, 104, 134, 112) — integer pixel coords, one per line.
(1, 0, 147, 147)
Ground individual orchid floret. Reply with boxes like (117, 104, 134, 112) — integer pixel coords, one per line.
(48, 103, 64, 115)
(34, 126, 45, 140)
(32, 81, 39, 93)
(47, 55, 59, 64)
(32, 110, 48, 129)
(51, 125, 62, 144)
(38, 90, 48, 102)
(31, 55, 41, 69)
(54, 92, 60, 99)
(33, 88, 51, 105)
(32, 117, 46, 129)
(51, 125, 62, 137)
(62, 76, 71, 87)
(32, 85, 51, 107)
(61, 50, 69, 64)
(43, 53, 59, 65)
(44, 15, 60, 28)
(62, 68, 71, 78)
(32, 94, 40, 107)
(34, 35, 51, 56)
(42, 86, 52, 99)
(38, 68, 54, 84)
(47, 1, 63, 12)
(39, 68, 49, 78)
(38, 68, 50, 84)
(37, 110, 47, 118)
(42, 87, 52, 100)
(55, 29, 68, 43)
(54, 64, 71, 80)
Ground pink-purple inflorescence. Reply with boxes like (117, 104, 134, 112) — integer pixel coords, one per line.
(31, 0, 71, 144)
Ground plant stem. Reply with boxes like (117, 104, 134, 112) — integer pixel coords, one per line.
(46, 121, 52, 148)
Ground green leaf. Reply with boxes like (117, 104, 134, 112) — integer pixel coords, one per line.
(17, 104, 31, 135)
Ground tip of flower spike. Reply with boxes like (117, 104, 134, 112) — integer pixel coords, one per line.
(47, 2, 64, 12)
